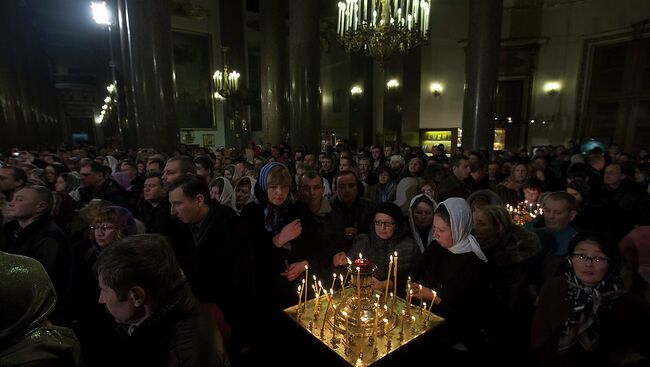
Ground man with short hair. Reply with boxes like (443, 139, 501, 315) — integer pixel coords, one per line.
(162, 156, 195, 184)
(299, 171, 346, 270)
(96, 234, 229, 367)
(78, 162, 130, 208)
(320, 155, 336, 184)
(138, 173, 172, 234)
(435, 155, 472, 201)
(370, 145, 384, 172)
(1, 185, 75, 324)
(303, 153, 318, 170)
(168, 174, 252, 356)
(358, 157, 378, 187)
(330, 170, 374, 252)
(146, 159, 165, 173)
(0, 165, 27, 201)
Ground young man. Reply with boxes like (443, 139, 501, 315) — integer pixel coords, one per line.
(435, 155, 472, 201)
(168, 174, 253, 358)
(162, 156, 195, 184)
(96, 234, 229, 367)
(1, 185, 75, 324)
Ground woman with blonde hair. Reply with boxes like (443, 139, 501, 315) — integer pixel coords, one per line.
(241, 162, 321, 309)
(496, 162, 529, 205)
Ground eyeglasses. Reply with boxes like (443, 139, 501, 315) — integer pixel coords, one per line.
(374, 220, 396, 228)
(91, 224, 118, 232)
(571, 253, 609, 264)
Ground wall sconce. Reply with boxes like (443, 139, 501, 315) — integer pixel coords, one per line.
(429, 82, 444, 97)
(386, 79, 400, 90)
(543, 81, 561, 96)
(350, 85, 363, 96)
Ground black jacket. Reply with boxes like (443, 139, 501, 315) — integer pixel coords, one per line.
(0, 216, 76, 325)
(111, 284, 230, 367)
(79, 178, 131, 209)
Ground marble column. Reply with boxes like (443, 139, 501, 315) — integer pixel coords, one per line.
(260, 0, 286, 146)
(118, 0, 178, 153)
(289, 0, 321, 151)
(461, 0, 502, 150)
(219, 0, 249, 148)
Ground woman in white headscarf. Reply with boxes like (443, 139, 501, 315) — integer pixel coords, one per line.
(209, 176, 235, 209)
(412, 197, 489, 353)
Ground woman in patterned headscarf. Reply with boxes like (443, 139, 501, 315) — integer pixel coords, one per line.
(532, 232, 650, 366)
(241, 161, 321, 309)
(0, 252, 81, 366)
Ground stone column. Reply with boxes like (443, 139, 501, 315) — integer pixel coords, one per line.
(289, 0, 320, 151)
(260, 0, 286, 146)
(119, 0, 178, 153)
(461, 0, 502, 150)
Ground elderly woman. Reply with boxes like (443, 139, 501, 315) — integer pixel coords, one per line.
(412, 198, 488, 353)
(241, 162, 321, 309)
(346, 202, 419, 293)
(0, 252, 81, 366)
(532, 233, 650, 366)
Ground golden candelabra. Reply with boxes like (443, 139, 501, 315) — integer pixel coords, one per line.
(285, 260, 444, 366)
(336, 0, 431, 63)
(506, 201, 543, 225)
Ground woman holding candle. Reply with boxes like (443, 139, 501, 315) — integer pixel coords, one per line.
(346, 202, 419, 295)
(532, 232, 650, 366)
(412, 197, 488, 357)
(241, 161, 323, 309)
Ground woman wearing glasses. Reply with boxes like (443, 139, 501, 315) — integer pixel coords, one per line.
(532, 232, 650, 366)
(73, 206, 139, 366)
(347, 202, 419, 293)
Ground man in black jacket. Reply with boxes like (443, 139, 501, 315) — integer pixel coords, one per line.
(1, 185, 76, 325)
(168, 174, 254, 363)
(78, 161, 131, 209)
(96, 234, 229, 367)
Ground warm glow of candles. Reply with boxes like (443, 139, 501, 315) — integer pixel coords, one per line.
(427, 290, 437, 314)
(400, 309, 406, 335)
(418, 284, 424, 309)
(330, 273, 337, 292)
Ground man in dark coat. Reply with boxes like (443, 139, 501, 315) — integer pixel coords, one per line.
(168, 174, 254, 363)
(0, 185, 76, 325)
(78, 161, 131, 209)
(96, 234, 229, 367)
(436, 155, 472, 201)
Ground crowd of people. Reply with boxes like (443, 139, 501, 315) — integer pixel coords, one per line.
(0, 140, 649, 366)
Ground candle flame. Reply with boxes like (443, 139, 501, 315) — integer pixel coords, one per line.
(359, 253, 363, 259)
(389, 255, 393, 261)
(394, 251, 398, 257)
(304, 265, 308, 270)
(347, 258, 352, 265)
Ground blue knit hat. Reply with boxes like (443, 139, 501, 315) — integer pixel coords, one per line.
(258, 161, 286, 191)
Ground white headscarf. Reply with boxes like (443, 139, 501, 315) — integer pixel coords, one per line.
(440, 197, 488, 262)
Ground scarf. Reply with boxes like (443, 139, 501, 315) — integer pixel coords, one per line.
(440, 198, 488, 262)
(558, 258, 625, 353)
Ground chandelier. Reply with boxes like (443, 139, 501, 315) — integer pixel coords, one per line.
(212, 47, 240, 100)
(336, 0, 431, 63)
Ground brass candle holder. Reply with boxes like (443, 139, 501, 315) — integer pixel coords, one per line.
(284, 261, 445, 366)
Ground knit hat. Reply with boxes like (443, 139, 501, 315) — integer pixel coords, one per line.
(258, 161, 286, 191)
(374, 202, 403, 227)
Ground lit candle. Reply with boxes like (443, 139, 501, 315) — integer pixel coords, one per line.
(360, 316, 368, 348)
(400, 309, 406, 335)
(393, 252, 398, 300)
(418, 284, 424, 310)
(332, 304, 338, 340)
(297, 285, 302, 310)
(339, 273, 345, 297)
(426, 290, 437, 314)
(421, 301, 427, 316)
(330, 273, 337, 292)
(383, 255, 393, 305)
(313, 284, 320, 313)
(304, 265, 309, 306)
(383, 318, 389, 336)
(356, 266, 362, 321)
